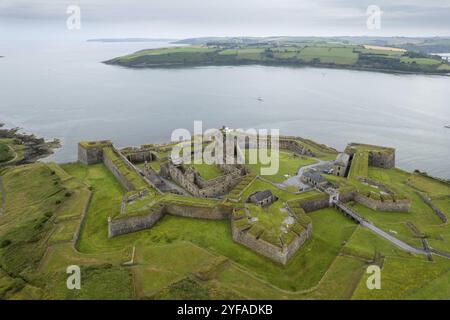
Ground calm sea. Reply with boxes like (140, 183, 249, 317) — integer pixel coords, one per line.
(0, 40, 449, 178)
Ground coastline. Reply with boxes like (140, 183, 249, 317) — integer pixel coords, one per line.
(104, 59, 450, 76)
(0, 125, 60, 166)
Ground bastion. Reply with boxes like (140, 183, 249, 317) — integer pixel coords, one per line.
(78, 140, 113, 165)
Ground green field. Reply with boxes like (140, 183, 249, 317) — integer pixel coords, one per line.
(1, 148, 449, 299)
(244, 149, 317, 183)
(187, 163, 223, 181)
(0, 142, 14, 163)
(348, 150, 369, 179)
(105, 42, 450, 74)
(0, 139, 25, 165)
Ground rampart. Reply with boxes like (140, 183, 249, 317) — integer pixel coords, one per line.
(102, 147, 149, 192)
(163, 162, 244, 198)
(353, 192, 411, 212)
(78, 140, 112, 165)
(108, 208, 164, 237)
(231, 218, 312, 265)
(345, 143, 395, 169)
(417, 192, 448, 223)
(108, 202, 232, 238)
(288, 193, 330, 213)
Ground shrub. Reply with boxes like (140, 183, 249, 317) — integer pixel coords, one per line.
(0, 239, 12, 248)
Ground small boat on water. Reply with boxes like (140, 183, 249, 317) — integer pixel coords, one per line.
(257, 96, 263, 102)
(445, 125, 450, 129)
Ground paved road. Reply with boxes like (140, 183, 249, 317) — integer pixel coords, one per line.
(277, 159, 333, 189)
(334, 201, 427, 255)
(360, 220, 427, 255)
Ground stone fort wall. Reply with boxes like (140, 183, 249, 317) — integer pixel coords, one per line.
(292, 196, 330, 213)
(345, 143, 395, 169)
(124, 150, 156, 163)
(231, 221, 312, 265)
(102, 152, 136, 192)
(243, 137, 316, 157)
(108, 203, 232, 238)
(108, 208, 165, 238)
(163, 162, 244, 198)
(354, 193, 411, 212)
(164, 203, 232, 220)
(78, 142, 110, 165)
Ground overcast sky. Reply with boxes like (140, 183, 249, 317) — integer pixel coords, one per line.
(1, 0, 449, 40)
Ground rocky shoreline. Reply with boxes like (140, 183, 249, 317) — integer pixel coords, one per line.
(0, 124, 60, 165)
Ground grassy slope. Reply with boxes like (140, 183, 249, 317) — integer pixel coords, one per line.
(0, 163, 98, 299)
(0, 138, 25, 165)
(1, 161, 449, 299)
(352, 168, 450, 249)
(61, 163, 359, 294)
(0, 142, 14, 163)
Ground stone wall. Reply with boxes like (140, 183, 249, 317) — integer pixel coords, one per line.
(293, 196, 330, 213)
(284, 223, 313, 262)
(354, 193, 411, 212)
(78, 144, 104, 165)
(417, 192, 448, 223)
(338, 190, 356, 203)
(108, 203, 231, 238)
(231, 226, 285, 264)
(231, 221, 312, 265)
(345, 143, 395, 169)
(102, 151, 136, 191)
(368, 151, 395, 169)
(125, 150, 155, 163)
(108, 209, 164, 238)
(165, 162, 243, 198)
(165, 203, 232, 220)
(280, 139, 315, 156)
(244, 137, 315, 157)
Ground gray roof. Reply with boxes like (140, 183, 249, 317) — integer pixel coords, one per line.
(335, 153, 350, 167)
(249, 190, 273, 202)
(303, 170, 326, 184)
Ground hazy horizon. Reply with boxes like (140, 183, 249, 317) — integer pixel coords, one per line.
(1, 0, 449, 42)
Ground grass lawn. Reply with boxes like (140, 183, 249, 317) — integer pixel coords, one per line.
(407, 173, 450, 198)
(352, 256, 450, 299)
(400, 57, 441, 65)
(187, 163, 223, 181)
(244, 149, 317, 183)
(58, 163, 359, 292)
(299, 46, 358, 64)
(240, 178, 320, 203)
(0, 142, 14, 163)
(0, 162, 91, 298)
(102, 147, 149, 191)
(1, 159, 449, 299)
(348, 150, 368, 179)
(0, 138, 24, 165)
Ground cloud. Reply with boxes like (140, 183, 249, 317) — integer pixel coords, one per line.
(0, 0, 449, 37)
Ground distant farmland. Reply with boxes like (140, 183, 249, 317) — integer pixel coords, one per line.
(105, 42, 450, 74)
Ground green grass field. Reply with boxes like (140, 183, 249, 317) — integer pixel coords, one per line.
(187, 163, 223, 180)
(0, 142, 14, 163)
(1, 153, 449, 299)
(244, 149, 317, 183)
(0, 139, 25, 165)
(106, 42, 450, 74)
